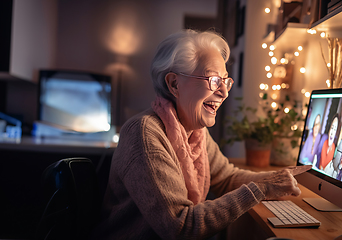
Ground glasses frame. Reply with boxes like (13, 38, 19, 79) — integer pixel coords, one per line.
(176, 72, 234, 92)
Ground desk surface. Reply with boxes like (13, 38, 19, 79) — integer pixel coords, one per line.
(0, 136, 117, 154)
(229, 158, 342, 240)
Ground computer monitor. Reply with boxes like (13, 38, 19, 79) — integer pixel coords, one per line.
(296, 88, 342, 211)
(37, 69, 112, 133)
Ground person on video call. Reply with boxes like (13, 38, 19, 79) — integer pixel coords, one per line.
(318, 114, 340, 171)
(91, 29, 311, 240)
(299, 114, 322, 164)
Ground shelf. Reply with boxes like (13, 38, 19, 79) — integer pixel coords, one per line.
(312, 5, 342, 37)
(272, 23, 311, 54)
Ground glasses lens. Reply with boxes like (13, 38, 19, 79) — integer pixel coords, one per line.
(209, 76, 221, 91)
(226, 78, 233, 91)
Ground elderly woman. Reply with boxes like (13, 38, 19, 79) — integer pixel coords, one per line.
(92, 30, 309, 240)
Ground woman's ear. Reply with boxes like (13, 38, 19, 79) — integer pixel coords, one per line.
(165, 72, 179, 98)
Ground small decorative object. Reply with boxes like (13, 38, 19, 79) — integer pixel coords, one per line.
(222, 97, 274, 167)
(320, 37, 342, 88)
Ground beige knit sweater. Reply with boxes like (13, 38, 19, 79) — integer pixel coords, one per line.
(91, 108, 271, 240)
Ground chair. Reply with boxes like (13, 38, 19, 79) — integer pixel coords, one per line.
(35, 157, 101, 240)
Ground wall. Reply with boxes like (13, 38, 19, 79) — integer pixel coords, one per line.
(55, 0, 218, 126)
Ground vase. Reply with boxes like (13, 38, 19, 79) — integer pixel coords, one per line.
(270, 137, 299, 166)
(245, 139, 272, 167)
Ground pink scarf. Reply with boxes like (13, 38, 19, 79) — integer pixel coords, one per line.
(151, 96, 210, 205)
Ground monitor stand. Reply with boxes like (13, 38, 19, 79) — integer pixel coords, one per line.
(303, 198, 342, 212)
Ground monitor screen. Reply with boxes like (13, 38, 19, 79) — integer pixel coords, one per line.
(38, 70, 112, 133)
(296, 88, 342, 211)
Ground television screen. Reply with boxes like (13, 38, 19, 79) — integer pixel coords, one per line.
(38, 70, 112, 133)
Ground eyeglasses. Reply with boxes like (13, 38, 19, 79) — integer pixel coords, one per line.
(177, 72, 234, 92)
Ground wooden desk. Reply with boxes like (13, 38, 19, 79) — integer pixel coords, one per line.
(228, 158, 342, 240)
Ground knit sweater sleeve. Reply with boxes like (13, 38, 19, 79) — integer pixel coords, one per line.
(115, 112, 268, 239)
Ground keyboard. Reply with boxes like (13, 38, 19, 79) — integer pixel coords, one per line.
(262, 200, 321, 228)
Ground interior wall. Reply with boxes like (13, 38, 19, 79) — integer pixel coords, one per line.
(55, 0, 218, 126)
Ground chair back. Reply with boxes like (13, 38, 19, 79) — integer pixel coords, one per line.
(35, 157, 101, 240)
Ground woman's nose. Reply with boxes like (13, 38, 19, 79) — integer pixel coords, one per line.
(214, 83, 229, 99)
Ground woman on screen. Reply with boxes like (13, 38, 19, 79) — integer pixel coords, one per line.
(319, 114, 340, 170)
(299, 114, 322, 164)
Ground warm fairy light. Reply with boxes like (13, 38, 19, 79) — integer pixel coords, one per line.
(298, 46, 303, 51)
(284, 107, 290, 113)
(327, 63, 331, 67)
(265, 65, 271, 71)
(291, 125, 298, 131)
(259, 92, 264, 98)
(260, 83, 266, 90)
(281, 83, 286, 88)
(300, 67, 306, 73)
(271, 102, 277, 109)
(265, 7, 271, 13)
(269, 45, 275, 51)
(262, 43, 268, 49)
(280, 58, 286, 64)
(269, 51, 274, 57)
(272, 85, 277, 90)
(267, 72, 273, 78)
(307, 29, 316, 34)
(271, 57, 277, 64)
(265, 84, 269, 90)
(271, 93, 277, 99)
(305, 92, 311, 97)
(320, 32, 326, 38)
(294, 51, 299, 56)
(301, 89, 306, 94)
(277, 85, 281, 90)
(326, 79, 331, 88)
(286, 84, 290, 89)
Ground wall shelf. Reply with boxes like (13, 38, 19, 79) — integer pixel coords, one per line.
(312, 5, 342, 37)
(272, 23, 310, 54)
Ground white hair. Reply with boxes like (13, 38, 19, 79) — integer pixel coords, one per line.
(150, 29, 230, 101)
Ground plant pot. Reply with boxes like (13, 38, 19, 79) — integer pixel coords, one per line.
(245, 139, 272, 167)
(270, 137, 300, 166)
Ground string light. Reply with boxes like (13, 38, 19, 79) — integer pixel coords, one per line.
(280, 58, 286, 64)
(269, 51, 274, 56)
(267, 72, 273, 78)
(271, 102, 277, 109)
(265, 65, 271, 71)
(307, 29, 316, 34)
(271, 57, 277, 64)
(300, 67, 306, 73)
(260, 83, 266, 90)
(305, 92, 310, 97)
(269, 45, 275, 51)
(326, 79, 331, 88)
(284, 107, 290, 113)
(294, 51, 299, 56)
(298, 46, 303, 51)
(320, 32, 326, 38)
(265, 7, 270, 13)
(327, 63, 331, 67)
(262, 43, 267, 49)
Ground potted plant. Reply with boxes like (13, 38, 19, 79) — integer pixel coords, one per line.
(260, 93, 304, 166)
(222, 97, 274, 167)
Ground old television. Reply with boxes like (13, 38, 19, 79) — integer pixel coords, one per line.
(296, 88, 342, 211)
(37, 69, 112, 135)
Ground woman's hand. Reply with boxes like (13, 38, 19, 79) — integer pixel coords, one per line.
(255, 165, 312, 200)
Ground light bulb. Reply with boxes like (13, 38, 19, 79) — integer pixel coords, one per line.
(320, 32, 326, 38)
(269, 51, 274, 57)
(262, 43, 267, 49)
(260, 83, 266, 90)
(271, 57, 277, 65)
(265, 65, 271, 71)
(301, 89, 306, 94)
(284, 107, 290, 113)
(280, 58, 286, 64)
(265, 7, 270, 13)
(327, 63, 331, 67)
(300, 67, 306, 73)
(269, 45, 275, 51)
(294, 52, 299, 56)
(305, 92, 310, 98)
(267, 72, 273, 78)
(298, 46, 303, 51)
(271, 102, 277, 109)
